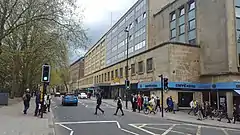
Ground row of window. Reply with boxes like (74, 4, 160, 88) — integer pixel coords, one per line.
(235, 0, 240, 65)
(94, 58, 153, 84)
(135, 40, 146, 51)
(170, 0, 196, 44)
(135, 27, 146, 38)
(136, 0, 146, 12)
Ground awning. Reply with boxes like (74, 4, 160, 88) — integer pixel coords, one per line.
(234, 90, 240, 95)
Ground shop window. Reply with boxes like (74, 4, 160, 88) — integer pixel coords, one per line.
(178, 92, 193, 107)
(131, 64, 135, 75)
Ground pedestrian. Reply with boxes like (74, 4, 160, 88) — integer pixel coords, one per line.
(22, 88, 31, 114)
(217, 104, 231, 123)
(46, 94, 51, 112)
(34, 90, 41, 116)
(114, 97, 124, 116)
(155, 96, 161, 112)
(188, 100, 195, 115)
(94, 93, 104, 115)
(137, 94, 142, 113)
(233, 104, 239, 124)
(132, 94, 137, 112)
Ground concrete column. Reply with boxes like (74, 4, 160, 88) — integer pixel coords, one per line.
(226, 91, 233, 118)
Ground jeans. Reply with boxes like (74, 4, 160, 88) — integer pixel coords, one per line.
(23, 102, 30, 114)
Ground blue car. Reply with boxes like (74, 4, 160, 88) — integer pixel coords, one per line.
(62, 94, 78, 106)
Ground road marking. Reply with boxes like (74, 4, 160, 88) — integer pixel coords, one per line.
(53, 106, 58, 109)
(55, 121, 120, 125)
(116, 121, 121, 128)
(222, 128, 229, 135)
(144, 126, 186, 135)
(129, 124, 157, 135)
(85, 105, 88, 107)
(58, 123, 74, 135)
(162, 124, 176, 135)
(196, 126, 201, 135)
(121, 128, 139, 135)
(139, 124, 146, 128)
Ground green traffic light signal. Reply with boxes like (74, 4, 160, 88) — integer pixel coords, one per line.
(41, 65, 51, 82)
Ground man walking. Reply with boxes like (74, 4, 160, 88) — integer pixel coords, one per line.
(23, 88, 31, 114)
(34, 90, 41, 116)
(94, 93, 104, 115)
(114, 97, 124, 116)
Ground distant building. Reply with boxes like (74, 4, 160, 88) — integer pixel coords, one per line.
(69, 57, 84, 91)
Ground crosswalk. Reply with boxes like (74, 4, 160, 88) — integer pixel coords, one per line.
(79, 100, 115, 109)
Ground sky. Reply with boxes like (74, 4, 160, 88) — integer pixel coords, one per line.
(70, 0, 138, 63)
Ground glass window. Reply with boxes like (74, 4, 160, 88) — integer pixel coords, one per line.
(188, 30, 196, 40)
(171, 37, 176, 41)
(179, 7, 185, 16)
(236, 0, 240, 7)
(138, 61, 144, 73)
(189, 1, 195, 11)
(143, 40, 146, 46)
(236, 7, 240, 17)
(171, 29, 176, 38)
(171, 12, 176, 21)
(179, 16, 185, 25)
(179, 34, 185, 42)
(236, 18, 240, 30)
(143, 12, 147, 19)
(189, 19, 196, 30)
(115, 69, 118, 78)
(188, 10, 196, 21)
(131, 64, 135, 75)
(107, 72, 110, 81)
(179, 25, 185, 34)
(170, 20, 176, 29)
(111, 71, 114, 80)
(146, 58, 153, 72)
(120, 68, 123, 78)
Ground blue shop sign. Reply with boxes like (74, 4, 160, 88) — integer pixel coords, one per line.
(138, 81, 161, 89)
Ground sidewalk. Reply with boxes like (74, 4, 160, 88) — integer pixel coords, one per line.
(0, 98, 54, 135)
(97, 98, 240, 130)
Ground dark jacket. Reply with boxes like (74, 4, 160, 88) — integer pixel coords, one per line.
(35, 92, 41, 104)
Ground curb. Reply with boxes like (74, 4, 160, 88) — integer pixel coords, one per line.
(166, 118, 240, 130)
(48, 108, 56, 135)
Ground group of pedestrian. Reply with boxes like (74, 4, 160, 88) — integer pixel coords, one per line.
(188, 100, 240, 124)
(22, 88, 51, 117)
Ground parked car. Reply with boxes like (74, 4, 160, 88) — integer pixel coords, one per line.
(55, 92, 61, 97)
(78, 93, 87, 99)
(62, 94, 78, 106)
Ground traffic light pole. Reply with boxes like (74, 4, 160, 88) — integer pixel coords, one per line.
(160, 74, 164, 117)
(41, 82, 47, 118)
(125, 29, 129, 109)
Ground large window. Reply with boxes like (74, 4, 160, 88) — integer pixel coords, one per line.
(146, 58, 153, 72)
(178, 6, 185, 42)
(120, 68, 123, 78)
(131, 64, 135, 75)
(115, 69, 118, 78)
(236, 1, 240, 66)
(188, 1, 196, 44)
(170, 12, 176, 41)
(138, 61, 144, 73)
(111, 71, 114, 80)
(104, 73, 107, 81)
(107, 72, 110, 81)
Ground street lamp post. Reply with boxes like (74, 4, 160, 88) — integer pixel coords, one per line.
(124, 28, 129, 109)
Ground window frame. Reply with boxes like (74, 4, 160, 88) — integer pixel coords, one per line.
(138, 61, 144, 74)
(120, 68, 123, 78)
(131, 64, 136, 76)
(146, 58, 153, 72)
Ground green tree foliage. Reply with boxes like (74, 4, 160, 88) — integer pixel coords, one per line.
(0, 0, 88, 97)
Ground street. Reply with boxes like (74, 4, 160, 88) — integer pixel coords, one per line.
(52, 97, 240, 135)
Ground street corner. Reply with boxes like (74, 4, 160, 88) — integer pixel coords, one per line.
(128, 123, 240, 135)
(55, 121, 139, 135)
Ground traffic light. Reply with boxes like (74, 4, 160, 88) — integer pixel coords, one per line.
(163, 78, 168, 90)
(41, 64, 51, 82)
(125, 79, 130, 89)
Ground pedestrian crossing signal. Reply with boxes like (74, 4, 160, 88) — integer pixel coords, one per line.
(41, 64, 51, 83)
(125, 80, 130, 89)
(163, 78, 168, 90)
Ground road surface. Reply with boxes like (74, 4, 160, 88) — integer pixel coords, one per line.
(52, 97, 240, 135)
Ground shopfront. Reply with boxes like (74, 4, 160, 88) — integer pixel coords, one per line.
(138, 81, 240, 114)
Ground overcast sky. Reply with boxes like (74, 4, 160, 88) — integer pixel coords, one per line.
(70, 0, 138, 62)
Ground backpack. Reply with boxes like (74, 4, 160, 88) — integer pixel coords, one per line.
(22, 94, 27, 101)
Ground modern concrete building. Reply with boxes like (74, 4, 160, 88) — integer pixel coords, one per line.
(69, 57, 84, 91)
(76, 0, 240, 117)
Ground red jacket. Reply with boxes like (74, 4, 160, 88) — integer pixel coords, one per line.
(137, 96, 142, 106)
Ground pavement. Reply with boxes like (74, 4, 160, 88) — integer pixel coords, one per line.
(0, 98, 55, 135)
(52, 97, 240, 135)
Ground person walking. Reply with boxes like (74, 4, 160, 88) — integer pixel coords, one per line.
(34, 90, 41, 116)
(137, 94, 142, 113)
(94, 93, 104, 115)
(155, 96, 161, 112)
(46, 94, 51, 112)
(114, 97, 124, 116)
(23, 88, 31, 114)
(217, 104, 231, 123)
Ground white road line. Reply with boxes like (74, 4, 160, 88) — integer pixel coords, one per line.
(85, 105, 88, 107)
(116, 121, 121, 128)
(57, 124, 73, 131)
(70, 131, 74, 135)
(139, 124, 146, 128)
(130, 123, 179, 126)
(121, 128, 139, 135)
(53, 106, 58, 109)
(162, 124, 176, 135)
(55, 121, 119, 125)
(144, 126, 185, 135)
(196, 126, 201, 135)
(129, 124, 157, 135)
(221, 128, 229, 135)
